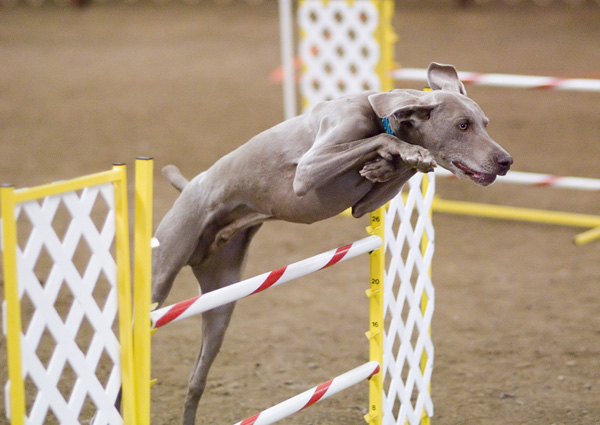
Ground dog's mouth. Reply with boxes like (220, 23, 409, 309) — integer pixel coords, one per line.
(452, 161, 497, 186)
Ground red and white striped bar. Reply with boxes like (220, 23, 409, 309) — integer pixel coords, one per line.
(234, 361, 380, 425)
(150, 235, 382, 329)
(435, 168, 600, 191)
(392, 68, 600, 92)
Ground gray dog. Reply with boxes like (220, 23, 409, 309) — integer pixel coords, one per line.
(151, 62, 512, 424)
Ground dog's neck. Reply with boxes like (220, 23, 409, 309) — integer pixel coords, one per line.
(382, 116, 426, 148)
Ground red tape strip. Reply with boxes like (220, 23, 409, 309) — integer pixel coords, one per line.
(155, 295, 200, 328)
(251, 267, 287, 294)
(302, 380, 333, 410)
(321, 244, 352, 270)
(240, 413, 260, 425)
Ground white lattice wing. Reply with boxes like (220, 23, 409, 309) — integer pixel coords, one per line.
(7, 184, 123, 425)
(382, 174, 435, 425)
(298, 0, 381, 110)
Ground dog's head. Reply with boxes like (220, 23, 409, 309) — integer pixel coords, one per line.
(368, 62, 513, 186)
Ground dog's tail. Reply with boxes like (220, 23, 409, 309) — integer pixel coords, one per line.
(162, 165, 189, 192)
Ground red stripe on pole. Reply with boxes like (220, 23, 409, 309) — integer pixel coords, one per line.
(251, 267, 287, 294)
(154, 295, 201, 328)
(461, 73, 485, 85)
(368, 364, 381, 379)
(302, 380, 333, 410)
(535, 175, 561, 187)
(240, 413, 260, 425)
(321, 244, 352, 270)
(538, 78, 566, 89)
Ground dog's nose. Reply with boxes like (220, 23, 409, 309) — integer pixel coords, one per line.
(496, 154, 513, 175)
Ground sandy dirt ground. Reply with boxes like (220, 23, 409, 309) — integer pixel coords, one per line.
(1, 1, 599, 424)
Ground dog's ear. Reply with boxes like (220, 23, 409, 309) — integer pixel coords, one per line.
(427, 62, 467, 95)
(368, 91, 437, 122)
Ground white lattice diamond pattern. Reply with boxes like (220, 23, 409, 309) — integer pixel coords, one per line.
(10, 184, 123, 425)
(298, 0, 380, 110)
(383, 174, 435, 425)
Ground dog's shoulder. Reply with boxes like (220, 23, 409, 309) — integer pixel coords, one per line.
(307, 91, 380, 127)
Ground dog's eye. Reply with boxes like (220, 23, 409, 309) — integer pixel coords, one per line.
(458, 122, 469, 131)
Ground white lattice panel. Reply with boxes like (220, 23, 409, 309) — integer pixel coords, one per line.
(383, 173, 435, 425)
(298, 0, 381, 110)
(4, 184, 123, 425)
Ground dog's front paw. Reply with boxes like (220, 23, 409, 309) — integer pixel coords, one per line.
(400, 145, 437, 173)
(360, 158, 397, 183)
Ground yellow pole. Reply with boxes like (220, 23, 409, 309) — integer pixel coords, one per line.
(112, 164, 136, 425)
(420, 176, 432, 425)
(375, 0, 398, 92)
(431, 196, 600, 229)
(575, 226, 600, 245)
(366, 2, 396, 424)
(366, 207, 385, 425)
(133, 158, 154, 425)
(1, 184, 26, 425)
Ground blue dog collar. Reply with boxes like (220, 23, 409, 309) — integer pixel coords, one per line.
(381, 116, 396, 137)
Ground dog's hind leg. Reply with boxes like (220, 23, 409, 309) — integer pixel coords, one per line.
(181, 224, 262, 425)
(151, 191, 214, 307)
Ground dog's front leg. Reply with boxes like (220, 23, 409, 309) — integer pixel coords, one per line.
(294, 133, 403, 196)
(353, 141, 436, 217)
(375, 142, 437, 175)
(294, 129, 437, 197)
(359, 157, 400, 183)
(352, 166, 418, 218)
(359, 142, 436, 183)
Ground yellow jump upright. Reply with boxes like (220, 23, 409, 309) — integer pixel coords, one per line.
(366, 206, 386, 425)
(1, 160, 153, 425)
(133, 158, 154, 425)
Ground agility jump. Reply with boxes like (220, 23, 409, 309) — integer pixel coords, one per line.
(0, 157, 435, 425)
(1, 1, 435, 424)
